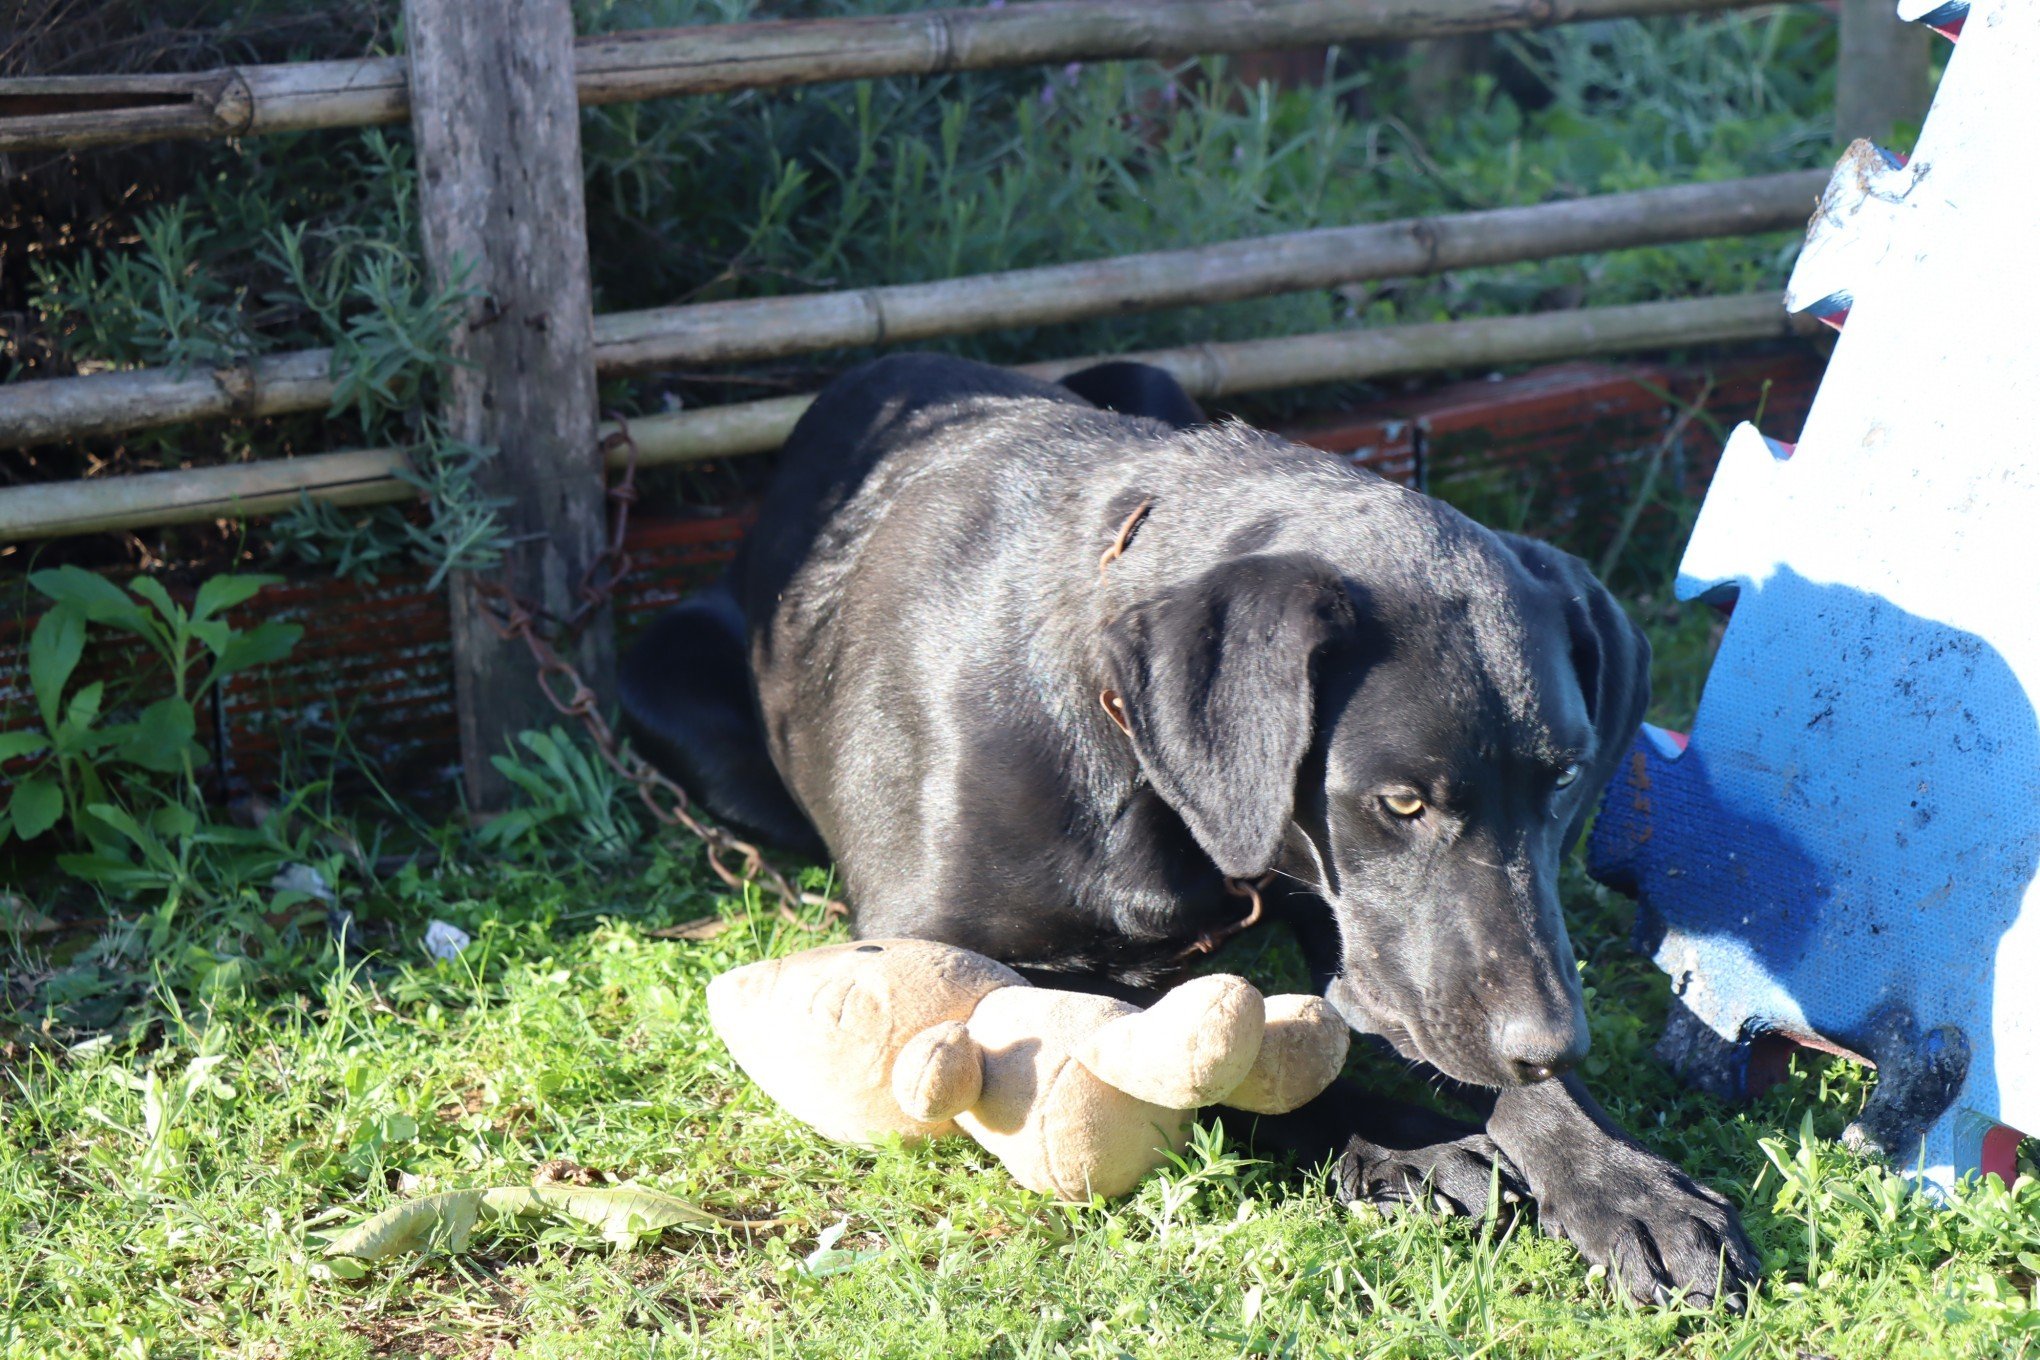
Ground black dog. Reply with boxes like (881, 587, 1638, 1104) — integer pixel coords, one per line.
(624, 353, 1758, 1306)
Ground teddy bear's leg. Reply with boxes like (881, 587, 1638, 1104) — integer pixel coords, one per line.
(1232, 1079, 1529, 1217)
(1072, 974, 1264, 1108)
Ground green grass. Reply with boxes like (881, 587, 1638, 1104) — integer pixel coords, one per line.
(8, 816, 2040, 1357)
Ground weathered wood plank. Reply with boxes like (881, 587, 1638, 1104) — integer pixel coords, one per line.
(1836, 0, 1933, 144)
(404, 0, 613, 810)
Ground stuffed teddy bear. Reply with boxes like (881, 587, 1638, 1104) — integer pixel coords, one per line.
(706, 938, 1349, 1199)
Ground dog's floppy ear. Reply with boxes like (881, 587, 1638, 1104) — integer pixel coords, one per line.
(1502, 534, 1652, 849)
(1101, 553, 1354, 878)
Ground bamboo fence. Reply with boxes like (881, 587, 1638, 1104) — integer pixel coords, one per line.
(0, 293, 1803, 541)
(0, 0, 1856, 556)
(0, 0, 1768, 154)
(0, 170, 1824, 449)
(1, 0, 1878, 799)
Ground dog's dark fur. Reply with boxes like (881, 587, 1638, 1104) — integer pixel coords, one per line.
(624, 353, 1758, 1306)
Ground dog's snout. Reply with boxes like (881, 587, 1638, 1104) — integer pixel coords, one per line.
(1494, 1015, 1588, 1085)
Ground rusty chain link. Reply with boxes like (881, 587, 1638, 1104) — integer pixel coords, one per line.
(470, 418, 847, 930)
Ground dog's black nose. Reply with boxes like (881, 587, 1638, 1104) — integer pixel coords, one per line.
(1496, 1017, 1588, 1084)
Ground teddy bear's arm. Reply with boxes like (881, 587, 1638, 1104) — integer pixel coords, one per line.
(1221, 994, 1350, 1114)
(891, 1020, 985, 1123)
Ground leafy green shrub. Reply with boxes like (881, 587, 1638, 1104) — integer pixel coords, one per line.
(26, 203, 259, 373)
(568, 5, 1836, 368)
(2, 567, 300, 849)
(22, 128, 511, 585)
(0, 566, 362, 1022)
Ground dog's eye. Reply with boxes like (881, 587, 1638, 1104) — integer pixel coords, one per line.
(1554, 762, 1582, 789)
(1380, 792, 1425, 818)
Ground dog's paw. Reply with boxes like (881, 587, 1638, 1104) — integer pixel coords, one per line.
(1533, 1144, 1760, 1309)
(1334, 1131, 1527, 1218)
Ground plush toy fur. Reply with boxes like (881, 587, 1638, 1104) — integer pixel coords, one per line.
(707, 939, 1349, 1199)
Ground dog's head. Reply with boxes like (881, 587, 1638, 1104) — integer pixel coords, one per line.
(1099, 516, 1648, 1089)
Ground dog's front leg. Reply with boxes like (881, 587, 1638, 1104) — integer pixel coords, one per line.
(1482, 1071, 1760, 1308)
(1234, 1078, 1528, 1218)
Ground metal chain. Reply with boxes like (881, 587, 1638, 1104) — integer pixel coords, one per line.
(471, 419, 846, 930)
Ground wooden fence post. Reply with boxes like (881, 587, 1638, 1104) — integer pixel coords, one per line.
(403, 0, 615, 810)
(1836, 0, 1932, 145)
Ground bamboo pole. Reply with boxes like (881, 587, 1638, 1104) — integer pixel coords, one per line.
(0, 447, 414, 539)
(0, 0, 1771, 154)
(621, 290, 1803, 461)
(0, 171, 1822, 448)
(599, 170, 1824, 373)
(0, 293, 1801, 541)
(1026, 289, 1802, 396)
(0, 350, 335, 446)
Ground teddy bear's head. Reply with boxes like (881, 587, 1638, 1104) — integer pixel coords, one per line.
(706, 938, 1023, 1143)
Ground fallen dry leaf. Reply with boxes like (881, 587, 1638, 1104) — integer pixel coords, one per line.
(324, 1184, 783, 1262)
(645, 916, 731, 941)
